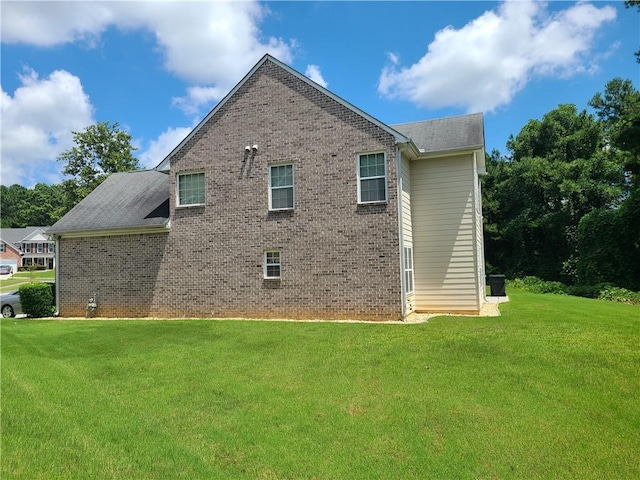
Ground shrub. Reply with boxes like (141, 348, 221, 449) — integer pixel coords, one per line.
(598, 286, 640, 305)
(18, 283, 55, 318)
(508, 276, 567, 295)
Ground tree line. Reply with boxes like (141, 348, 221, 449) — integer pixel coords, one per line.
(1, 122, 139, 228)
(483, 78, 640, 290)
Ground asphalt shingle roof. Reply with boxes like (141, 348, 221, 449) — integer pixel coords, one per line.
(391, 112, 484, 154)
(47, 170, 169, 235)
(0, 227, 44, 245)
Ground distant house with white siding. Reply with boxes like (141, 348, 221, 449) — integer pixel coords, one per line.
(48, 55, 486, 320)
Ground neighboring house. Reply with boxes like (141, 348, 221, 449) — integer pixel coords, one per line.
(0, 227, 56, 271)
(48, 55, 486, 321)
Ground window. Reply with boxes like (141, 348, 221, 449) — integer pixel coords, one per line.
(37, 243, 43, 253)
(269, 164, 294, 210)
(48, 243, 55, 253)
(264, 250, 281, 279)
(358, 152, 387, 203)
(177, 172, 205, 207)
(25, 243, 31, 253)
(404, 246, 414, 294)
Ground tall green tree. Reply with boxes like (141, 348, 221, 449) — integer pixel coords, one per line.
(483, 104, 625, 283)
(577, 78, 640, 289)
(57, 121, 139, 209)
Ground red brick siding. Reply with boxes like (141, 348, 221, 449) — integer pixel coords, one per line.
(153, 59, 402, 320)
(59, 60, 403, 321)
(58, 233, 169, 317)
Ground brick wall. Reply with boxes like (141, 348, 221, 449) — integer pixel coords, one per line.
(58, 233, 168, 317)
(150, 59, 403, 321)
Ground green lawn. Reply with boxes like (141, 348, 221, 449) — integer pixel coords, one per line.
(1, 292, 638, 479)
(0, 270, 54, 293)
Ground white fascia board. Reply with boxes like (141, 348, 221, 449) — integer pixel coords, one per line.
(53, 225, 170, 239)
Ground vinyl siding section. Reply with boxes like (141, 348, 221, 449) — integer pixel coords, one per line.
(400, 154, 415, 314)
(411, 154, 481, 312)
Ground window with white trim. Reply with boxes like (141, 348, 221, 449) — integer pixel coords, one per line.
(25, 243, 31, 253)
(404, 246, 414, 294)
(358, 152, 387, 203)
(37, 243, 43, 253)
(269, 164, 294, 210)
(264, 250, 281, 279)
(177, 171, 205, 207)
(48, 243, 55, 253)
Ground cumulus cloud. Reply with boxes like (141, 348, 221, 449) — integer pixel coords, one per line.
(172, 86, 228, 116)
(1, 1, 294, 92)
(138, 126, 192, 169)
(378, 0, 616, 113)
(1, 68, 94, 186)
(305, 65, 328, 88)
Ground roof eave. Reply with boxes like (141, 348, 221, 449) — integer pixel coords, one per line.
(48, 222, 170, 238)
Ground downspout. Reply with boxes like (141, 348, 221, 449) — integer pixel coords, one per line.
(54, 234, 60, 316)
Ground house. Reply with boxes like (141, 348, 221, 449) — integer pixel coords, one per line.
(48, 55, 486, 321)
(0, 227, 56, 271)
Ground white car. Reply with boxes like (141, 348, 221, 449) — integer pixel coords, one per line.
(1, 290, 22, 317)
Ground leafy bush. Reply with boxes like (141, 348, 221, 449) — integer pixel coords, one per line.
(598, 286, 640, 305)
(508, 276, 567, 295)
(566, 283, 612, 299)
(18, 283, 55, 318)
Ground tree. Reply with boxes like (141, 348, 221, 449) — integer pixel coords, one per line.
(483, 104, 625, 283)
(0, 183, 68, 227)
(57, 121, 139, 209)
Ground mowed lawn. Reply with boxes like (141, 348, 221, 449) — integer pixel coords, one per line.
(1, 292, 638, 479)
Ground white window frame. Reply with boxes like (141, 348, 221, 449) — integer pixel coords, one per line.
(25, 243, 31, 253)
(268, 164, 294, 211)
(176, 171, 205, 207)
(48, 243, 55, 253)
(264, 250, 281, 279)
(404, 246, 414, 295)
(357, 152, 387, 204)
(37, 243, 43, 253)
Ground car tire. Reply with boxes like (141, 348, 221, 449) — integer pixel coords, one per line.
(1, 305, 15, 318)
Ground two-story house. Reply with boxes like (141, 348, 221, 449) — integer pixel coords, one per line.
(48, 55, 486, 321)
(0, 227, 56, 272)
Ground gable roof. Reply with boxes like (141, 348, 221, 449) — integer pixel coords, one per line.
(391, 113, 485, 156)
(0, 227, 47, 245)
(47, 170, 169, 236)
(155, 54, 411, 172)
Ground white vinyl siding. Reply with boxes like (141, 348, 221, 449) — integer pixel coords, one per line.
(399, 155, 415, 314)
(410, 154, 482, 312)
(177, 171, 205, 207)
(358, 152, 387, 203)
(269, 164, 294, 210)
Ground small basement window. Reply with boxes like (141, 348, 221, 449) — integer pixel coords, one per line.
(177, 171, 205, 207)
(264, 250, 281, 279)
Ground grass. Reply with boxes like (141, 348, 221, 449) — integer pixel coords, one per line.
(0, 270, 54, 293)
(1, 291, 638, 479)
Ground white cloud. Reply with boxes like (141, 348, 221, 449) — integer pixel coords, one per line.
(378, 0, 616, 113)
(138, 126, 192, 170)
(1, 68, 94, 186)
(1, 1, 294, 90)
(305, 65, 328, 88)
(172, 86, 228, 116)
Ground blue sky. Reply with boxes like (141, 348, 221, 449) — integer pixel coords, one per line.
(1, 0, 638, 187)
